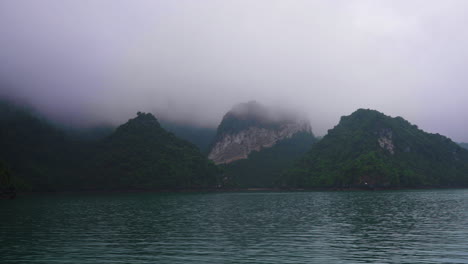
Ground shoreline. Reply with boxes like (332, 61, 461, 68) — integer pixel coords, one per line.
(15, 185, 468, 196)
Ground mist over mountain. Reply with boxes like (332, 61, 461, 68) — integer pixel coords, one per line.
(1, 1, 468, 142)
(0, 100, 87, 190)
(0, 100, 218, 191)
(209, 101, 312, 164)
(207, 101, 316, 187)
(3, 2, 468, 262)
(159, 120, 216, 154)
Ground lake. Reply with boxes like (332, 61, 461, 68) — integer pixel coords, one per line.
(1, 190, 468, 263)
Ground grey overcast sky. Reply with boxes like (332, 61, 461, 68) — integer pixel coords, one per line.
(0, 0, 467, 141)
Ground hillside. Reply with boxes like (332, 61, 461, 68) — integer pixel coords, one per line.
(283, 109, 468, 188)
(220, 132, 316, 188)
(209, 101, 316, 187)
(459, 143, 468, 150)
(0, 100, 84, 190)
(0, 100, 219, 191)
(159, 120, 216, 154)
(209, 101, 312, 164)
(87, 112, 219, 190)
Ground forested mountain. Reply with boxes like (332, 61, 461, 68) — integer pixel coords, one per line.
(3, 99, 468, 192)
(459, 143, 468, 150)
(0, 101, 83, 190)
(87, 112, 218, 190)
(210, 101, 316, 187)
(283, 109, 468, 188)
(0, 101, 219, 191)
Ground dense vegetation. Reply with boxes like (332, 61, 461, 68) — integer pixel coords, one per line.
(0, 101, 219, 191)
(160, 120, 216, 154)
(0, 101, 83, 190)
(220, 132, 316, 188)
(283, 109, 468, 188)
(87, 112, 218, 190)
(3, 99, 468, 192)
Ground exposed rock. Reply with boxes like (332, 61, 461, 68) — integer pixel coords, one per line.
(208, 101, 313, 164)
(209, 122, 311, 164)
(284, 108, 468, 188)
(378, 128, 394, 154)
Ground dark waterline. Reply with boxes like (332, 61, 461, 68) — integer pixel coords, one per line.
(2, 190, 468, 263)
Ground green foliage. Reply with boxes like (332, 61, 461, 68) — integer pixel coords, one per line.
(0, 100, 219, 191)
(0, 100, 81, 191)
(87, 113, 219, 190)
(220, 132, 316, 188)
(283, 109, 468, 188)
(159, 120, 216, 154)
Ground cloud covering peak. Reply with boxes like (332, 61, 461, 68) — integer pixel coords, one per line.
(0, 0, 467, 141)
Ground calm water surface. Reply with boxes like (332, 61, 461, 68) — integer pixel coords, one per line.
(1, 190, 468, 263)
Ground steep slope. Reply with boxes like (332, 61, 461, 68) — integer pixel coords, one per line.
(284, 109, 468, 188)
(220, 132, 316, 188)
(159, 120, 216, 154)
(209, 101, 312, 164)
(209, 101, 316, 187)
(88, 112, 219, 190)
(0, 100, 219, 191)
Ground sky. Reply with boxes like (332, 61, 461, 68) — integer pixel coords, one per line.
(0, 0, 467, 141)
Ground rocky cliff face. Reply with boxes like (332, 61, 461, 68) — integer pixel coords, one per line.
(208, 101, 313, 164)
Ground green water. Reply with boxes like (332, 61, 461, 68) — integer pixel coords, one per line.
(1, 190, 468, 263)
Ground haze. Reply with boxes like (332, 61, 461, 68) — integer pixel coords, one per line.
(0, 0, 467, 141)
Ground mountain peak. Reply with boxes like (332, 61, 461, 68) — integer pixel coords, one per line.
(112, 112, 161, 135)
(134, 111, 159, 122)
(284, 109, 468, 188)
(209, 101, 313, 164)
(218, 101, 310, 136)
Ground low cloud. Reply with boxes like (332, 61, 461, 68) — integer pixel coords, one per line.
(0, 0, 467, 141)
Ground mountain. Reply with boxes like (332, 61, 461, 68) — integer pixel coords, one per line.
(0, 100, 84, 190)
(459, 143, 468, 150)
(220, 132, 316, 188)
(87, 112, 219, 190)
(0, 100, 219, 191)
(209, 101, 316, 187)
(159, 120, 216, 154)
(283, 109, 468, 189)
(209, 101, 313, 164)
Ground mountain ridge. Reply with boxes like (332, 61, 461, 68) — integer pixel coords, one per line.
(283, 109, 468, 188)
(0, 100, 219, 191)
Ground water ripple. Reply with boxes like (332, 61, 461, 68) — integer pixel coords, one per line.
(1, 190, 468, 263)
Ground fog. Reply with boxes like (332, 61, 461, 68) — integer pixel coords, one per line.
(1, 0, 468, 141)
